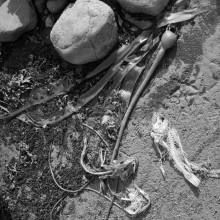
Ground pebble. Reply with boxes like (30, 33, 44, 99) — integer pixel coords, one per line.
(116, 0, 170, 16)
(46, 0, 68, 13)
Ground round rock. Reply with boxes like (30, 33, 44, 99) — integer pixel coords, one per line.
(50, 0, 118, 64)
(0, 0, 37, 42)
(117, 0, 170, 16)
(46, 0, 68, 13)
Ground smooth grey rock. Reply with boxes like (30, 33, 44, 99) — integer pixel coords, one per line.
(0, 0, 37, 42)
(117, 0, 170, 16)
(46, 0, 68, 13)
(50, 0, 118, 64)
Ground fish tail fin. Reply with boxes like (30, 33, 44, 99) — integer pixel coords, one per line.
(184, 172, 200, 187)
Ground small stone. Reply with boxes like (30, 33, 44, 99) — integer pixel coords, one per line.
(209, 62, 220, 80)
(45, 14, 55, 27)
(116, 0, 170, 16)
(0, 0, 37, 42)
(50, 0, 118, 64)
(46, 0, 68, 13)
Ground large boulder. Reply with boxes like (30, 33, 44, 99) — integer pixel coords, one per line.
(117, 0, 170, 16)
(0, 0, 37, 42)
(50, 0, 118, 64)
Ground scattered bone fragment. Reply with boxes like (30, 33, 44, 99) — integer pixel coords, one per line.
(121, 184, 150, 216)
(207, 169, 220, 178)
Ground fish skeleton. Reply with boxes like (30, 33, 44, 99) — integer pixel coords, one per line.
(167, 127, 200, 187)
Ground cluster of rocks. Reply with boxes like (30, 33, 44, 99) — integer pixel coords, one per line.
(0, 0, 170, 64)
(0, 0, 67, 42)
